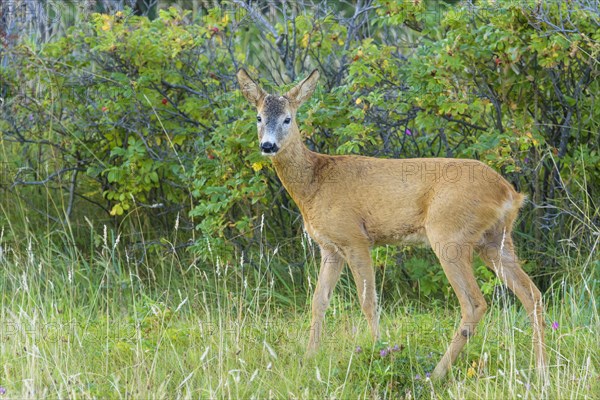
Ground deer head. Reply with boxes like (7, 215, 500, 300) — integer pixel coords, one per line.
(236, 69, 320, 156)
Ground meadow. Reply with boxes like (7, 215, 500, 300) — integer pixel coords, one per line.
(0, 202, 597, 398)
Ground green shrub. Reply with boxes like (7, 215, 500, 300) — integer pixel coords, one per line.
(1, 1, 597, 296)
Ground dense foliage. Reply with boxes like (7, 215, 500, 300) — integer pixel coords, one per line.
(1, 0, 598, 296)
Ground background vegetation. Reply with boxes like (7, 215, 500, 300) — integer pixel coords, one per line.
(0, 0, 598, 398)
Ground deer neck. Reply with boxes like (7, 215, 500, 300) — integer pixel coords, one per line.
(271, 129, 318, 206)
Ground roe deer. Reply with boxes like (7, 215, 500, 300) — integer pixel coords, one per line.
(236, 68, 548, 380)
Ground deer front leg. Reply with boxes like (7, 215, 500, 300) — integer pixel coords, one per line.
(345, 245, 380, 342)
(307, 246, 344, 355)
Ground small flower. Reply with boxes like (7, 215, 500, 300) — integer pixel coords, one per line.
(405, 128, 412, 136)
(355, 345, 363, 354)
(552, 321, 559, 330)
(101, 106, 108, 112)
(425, 372, 431, 379)
(0, 387, 6, 395)
(524, 157, 530, 164)
(467, 366, 476, 378)
(415, 374, 421, 380)
(380, 348, 389, 357)
(524, 383, 531, 391)
(29, 114, 34, 121)
(391, 344, 401, 352)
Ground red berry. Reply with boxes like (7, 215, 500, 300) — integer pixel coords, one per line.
(101, 106, 108, 112)
(162, 98, 168, 105)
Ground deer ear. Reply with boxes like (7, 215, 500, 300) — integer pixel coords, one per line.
(285, 69, 320, 107)
(237, 69, 267, 107)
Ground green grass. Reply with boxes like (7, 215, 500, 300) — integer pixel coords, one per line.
(0, 217, 598, 399)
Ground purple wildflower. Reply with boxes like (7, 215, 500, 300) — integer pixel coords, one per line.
(524, 383, 531, 391)
(355, 346, 363, 354)
(29, 114, 34, 121)
(552, 321, 559, 330)
(392, 344, 401, 352)
(0, 387, 6, 395)
(425, 372, 431, 379)
(405, 128, 412, 136)
(524, 157, 530, 164)
(380, 348, 389, 357)
(415, 374, 421, 380)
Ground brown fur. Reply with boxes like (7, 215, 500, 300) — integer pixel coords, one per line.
(237, 69, 548, 381)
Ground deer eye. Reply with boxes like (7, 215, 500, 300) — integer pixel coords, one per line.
(283, 117, 291, 124)
(257, 115, 262, 122)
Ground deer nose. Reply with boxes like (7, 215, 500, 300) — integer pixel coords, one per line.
(260, 141, 279, 154)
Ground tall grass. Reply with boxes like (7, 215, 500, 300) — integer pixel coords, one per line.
(0, 175, 598, 398)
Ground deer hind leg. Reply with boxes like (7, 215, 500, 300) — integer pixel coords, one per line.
(307, 246, 345, 355)
(428, 235, 487, 380)
(344, 245, 380, 342)
(477, 228, 548, 379)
